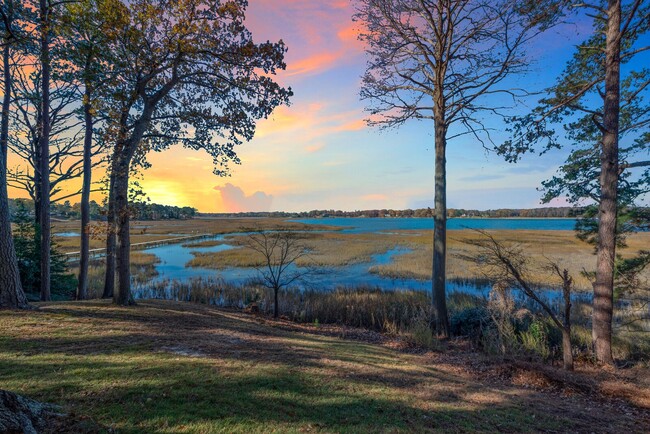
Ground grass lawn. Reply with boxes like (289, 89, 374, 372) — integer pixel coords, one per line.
(1, 300, 647, 433)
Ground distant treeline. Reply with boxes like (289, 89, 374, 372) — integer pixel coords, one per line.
(9, 199, 197, 222)
(203, 207, 586, 219)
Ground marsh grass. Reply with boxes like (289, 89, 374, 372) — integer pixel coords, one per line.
(51, 217, 337, 253)
(71, 252, 161, 299)
(52, 217, 650, 292)
(133, 277, 649, 365)
(373, 230, 650, 291)
(186, 232, 399, 269)
(183, 228, 650, 291)
(136, 278, 439, 335)
(181, 239, 226, 248)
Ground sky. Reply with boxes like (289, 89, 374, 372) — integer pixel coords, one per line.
(6, 1, 648, 213)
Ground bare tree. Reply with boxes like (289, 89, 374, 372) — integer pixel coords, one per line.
(355, 0, 554, 337)
(459, 229, 574, 370)
(244, 230, 311, 319)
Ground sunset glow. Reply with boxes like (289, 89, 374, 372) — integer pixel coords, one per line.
(6, 0, 610, 213)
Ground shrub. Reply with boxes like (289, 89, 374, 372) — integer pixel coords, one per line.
(450, 306, 490, 340)
(404, 318, 436, 349)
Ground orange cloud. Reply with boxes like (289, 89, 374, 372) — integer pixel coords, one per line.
(286, 51, 340, 77)
(305, 142, 326, 153)
(362, 194, 389, 202)
(335, 119, 366, 132)
(254, 102, 366, 146)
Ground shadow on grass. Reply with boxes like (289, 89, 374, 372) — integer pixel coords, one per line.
(0, 300, 645, 433)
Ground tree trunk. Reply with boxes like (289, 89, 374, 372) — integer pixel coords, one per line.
(103, 169, 116, 298)
(1, 44, 9, 168)
(274, 287, 279, 318)
(113, 158, 132, 305)
(0, 35, 26, 309)
(562, 328, 574, 371)
(77, 88, 93, 301)
(0, 137, 28, 310)
(562, 271, 573, 370)
(0, 389, 60, 432)
(592, 0, 620, 366)
(38, 0, 51, 302)
(432, 118, 449, 338)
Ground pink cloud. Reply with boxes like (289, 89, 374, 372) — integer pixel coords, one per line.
(245, 0, 364, 78)
(286, 52, 341, 77)
(214, 183, 273, 212)
(362, 194, 389, 202)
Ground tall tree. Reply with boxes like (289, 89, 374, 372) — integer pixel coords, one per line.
(8, 63, 84, 208)
(37, 0, 52, 301)
(497, 0, 649, 364)
(101, 0, 291, 305)
(0, 0, 28, 309)
(61, 0, 113, 300)
(355, 0, 553, 337)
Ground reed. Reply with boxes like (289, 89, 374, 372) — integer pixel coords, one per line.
(130, 277, 648, 363)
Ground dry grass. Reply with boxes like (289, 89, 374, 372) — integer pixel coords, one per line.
(184, 228, 650, 291)
(187, 232, 399, 269)
(69, 252, 160, 298)
(373, 230, 650, 291)
(1, 300, 647, 433)
(54, 218, 650, 292)
(51, 217, 337, 253)
(181, 239, 226, 248)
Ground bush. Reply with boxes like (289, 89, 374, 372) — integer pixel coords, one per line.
(404, 318, 436, 349)
(13, 200, 77, 300)
(450, 306, 490, 340)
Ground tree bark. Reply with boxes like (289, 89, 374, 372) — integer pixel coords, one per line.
(103, 170, 116, 298)
(274, 287, 279, 318)
(432, 118, 449, 338)
(1, 44, 9, 168)
(0, 128, 28, 310)
(592, 0, 620, 366)
(563, 272, 573, 370)
(38, 0, 51, 302)
(113, 157, 132, 305)
(77, 86, 93, 300)
(561, 328, 574, 370)
(0, 20, 27, 309)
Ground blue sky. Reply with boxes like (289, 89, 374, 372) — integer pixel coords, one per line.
(12, 0, 642, 213)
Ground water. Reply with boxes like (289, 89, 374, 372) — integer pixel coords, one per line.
(293, 217, 578, 233)
(150, 239, 428, 290)
(56, 232, 80, 237)
(137, 222, 588, 304)
(150, 235, 235, 282)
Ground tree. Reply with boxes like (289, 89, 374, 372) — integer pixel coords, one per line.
(244, 230, 311, 319)
(355, 0, 553, 337)
(8, 61, 85, 208)
(459, 230, 575, 370)
(60, 0, 113, 300)
(0, 0, 28, 309)
(100, 0, 291, 305)
(497, 0, 649, 364)
(12, 199, 76, 298)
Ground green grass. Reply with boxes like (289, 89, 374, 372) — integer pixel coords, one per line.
(0, 300, 645, 433)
